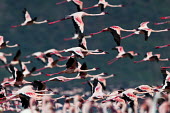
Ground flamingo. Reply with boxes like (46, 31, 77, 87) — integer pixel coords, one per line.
(44, 48, 63, 58)
(154, 16, 170, 25)
(159, 68, 170, 93)
(0, 36, 19, 49)
(42, 76, 79, 83)
(25, 51, 47, 63)
(45, 58, 99, 76)
(155, 44, 170, 49)
(121, 21, 170, 40)
(48, 11, 108, 34)
(83, 0, 124, 12)
(0, 52, 12, 64)
(11, 8, 48, 28)
(88, 82, 106, 101)
(107, 46, 139, 65)
(134, 52, 170, 63)
(90, 26, 136, 46)
(35, 54, 66, 71)
(56, 0, 83, 12)
(19, 61, 42, 77)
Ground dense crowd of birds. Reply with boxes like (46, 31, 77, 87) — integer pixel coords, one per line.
(0, 0, 170, 113)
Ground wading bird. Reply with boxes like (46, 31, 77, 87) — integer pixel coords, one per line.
(11, 8, 48, 28)
(83, 0, 124, 12)
(134, 52, 170, 63)
(108, 46, 139, 65)
(90, 26, 136, 46)
(121, 21, 169, 40)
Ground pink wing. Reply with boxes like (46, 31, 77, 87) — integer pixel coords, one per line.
(25, 10, 32, 22)
(0, 36, 4, 45)
(74, 16, 84, 33)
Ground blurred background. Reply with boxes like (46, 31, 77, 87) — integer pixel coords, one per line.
(0, 0, 170, 94)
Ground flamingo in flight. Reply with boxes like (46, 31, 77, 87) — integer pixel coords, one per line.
(90, 26, 136, 46)
(134, 52, 170, 63)
(154, 16, 170, 25)
(64, 32, 92, 41)
(159, 68, 170, 92)
(11, 8, 48, 28)
(46, 58, 99, 76)
(83, 0, 124, 12)
(155, 44, 170, 49)
(0, 36, 19, 49)
(0, 52, 12, 64)
(107, 46, 139, 65)
(48, 11, 108, 34)
(56, 0, 83, 12)
(35, 54, 66, 72)
(121, 21, 170, 41)
(25, 51, 47, 64)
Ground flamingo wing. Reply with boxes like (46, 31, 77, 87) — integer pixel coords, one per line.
(161, 68, 168, 85)
(66, 58, 78, 69)
(122, 53, 134, 59)
(79, 62, 88, 78)
(108, 28, 121, 46)
(72, 0, 83, 11)
(23, 8, 32, 22)
(149, 56, 159, 62)
(0, 36, 4, 45)
(13, 50, 21, 61)
(73, 16, 84, 33)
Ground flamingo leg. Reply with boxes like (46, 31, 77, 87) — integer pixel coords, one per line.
(89, 30, 104, 36)
(36, 67, 48, 71)
(134, 60, 145, 63)
(64, 37, 74, 41)
(155, 44, 170, 49)
(154, 21, 170, 25)
(160, 16, 170, 19)
(45, 71, 64, 76)
(56, 1, 67, 5)
(107, 58, 118, 65)
(83, 6, 98, 10)
(48, 18, 67, 25)
(121, 33, 136, 39)
(11, 25, 22, 28)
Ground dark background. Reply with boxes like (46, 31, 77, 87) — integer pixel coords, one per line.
(0, 0, 170, 95)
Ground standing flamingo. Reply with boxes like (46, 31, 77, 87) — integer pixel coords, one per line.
(56, 0, 83, 12)
(46, 58, 99, 76)
(11, 8, 48, 28)
(48, 11, 108, 34)
(83, 0, 124, 12)
(121, 21, 170, 40)
(90, 26, 136, 46)
(107, 46, 139, 65)
(134, 52, 170, 63)
(0, 36, 19, 49)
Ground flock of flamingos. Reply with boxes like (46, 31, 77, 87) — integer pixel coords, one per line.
(0, 0, 170, 113)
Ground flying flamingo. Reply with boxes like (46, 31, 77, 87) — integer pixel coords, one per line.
(159, 68, 170, 92)
(56, 0, 83, 12)
(87, 82, 106, 101)
(45, 57, 99, 76)
(48, 11, 108, 34)
(154, 16, 170, 25)
(0, 52, 12, 64)
(11, 8, 48, 28)
(19, 61, 42, 77)
(107, 46, 139, 65)
(121, 21, 170, 41)
(155, 44, 170, 49)
(44, 48, 63, 58)
(0, 36, 19, 49)
(83, 0, 124, 12)
(35, 54, 66, 71)
(90, 26, 136, 46)
(25, 51, 47, 63)
(134, 52, 170, 63)
(42, 76, 79, 83)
